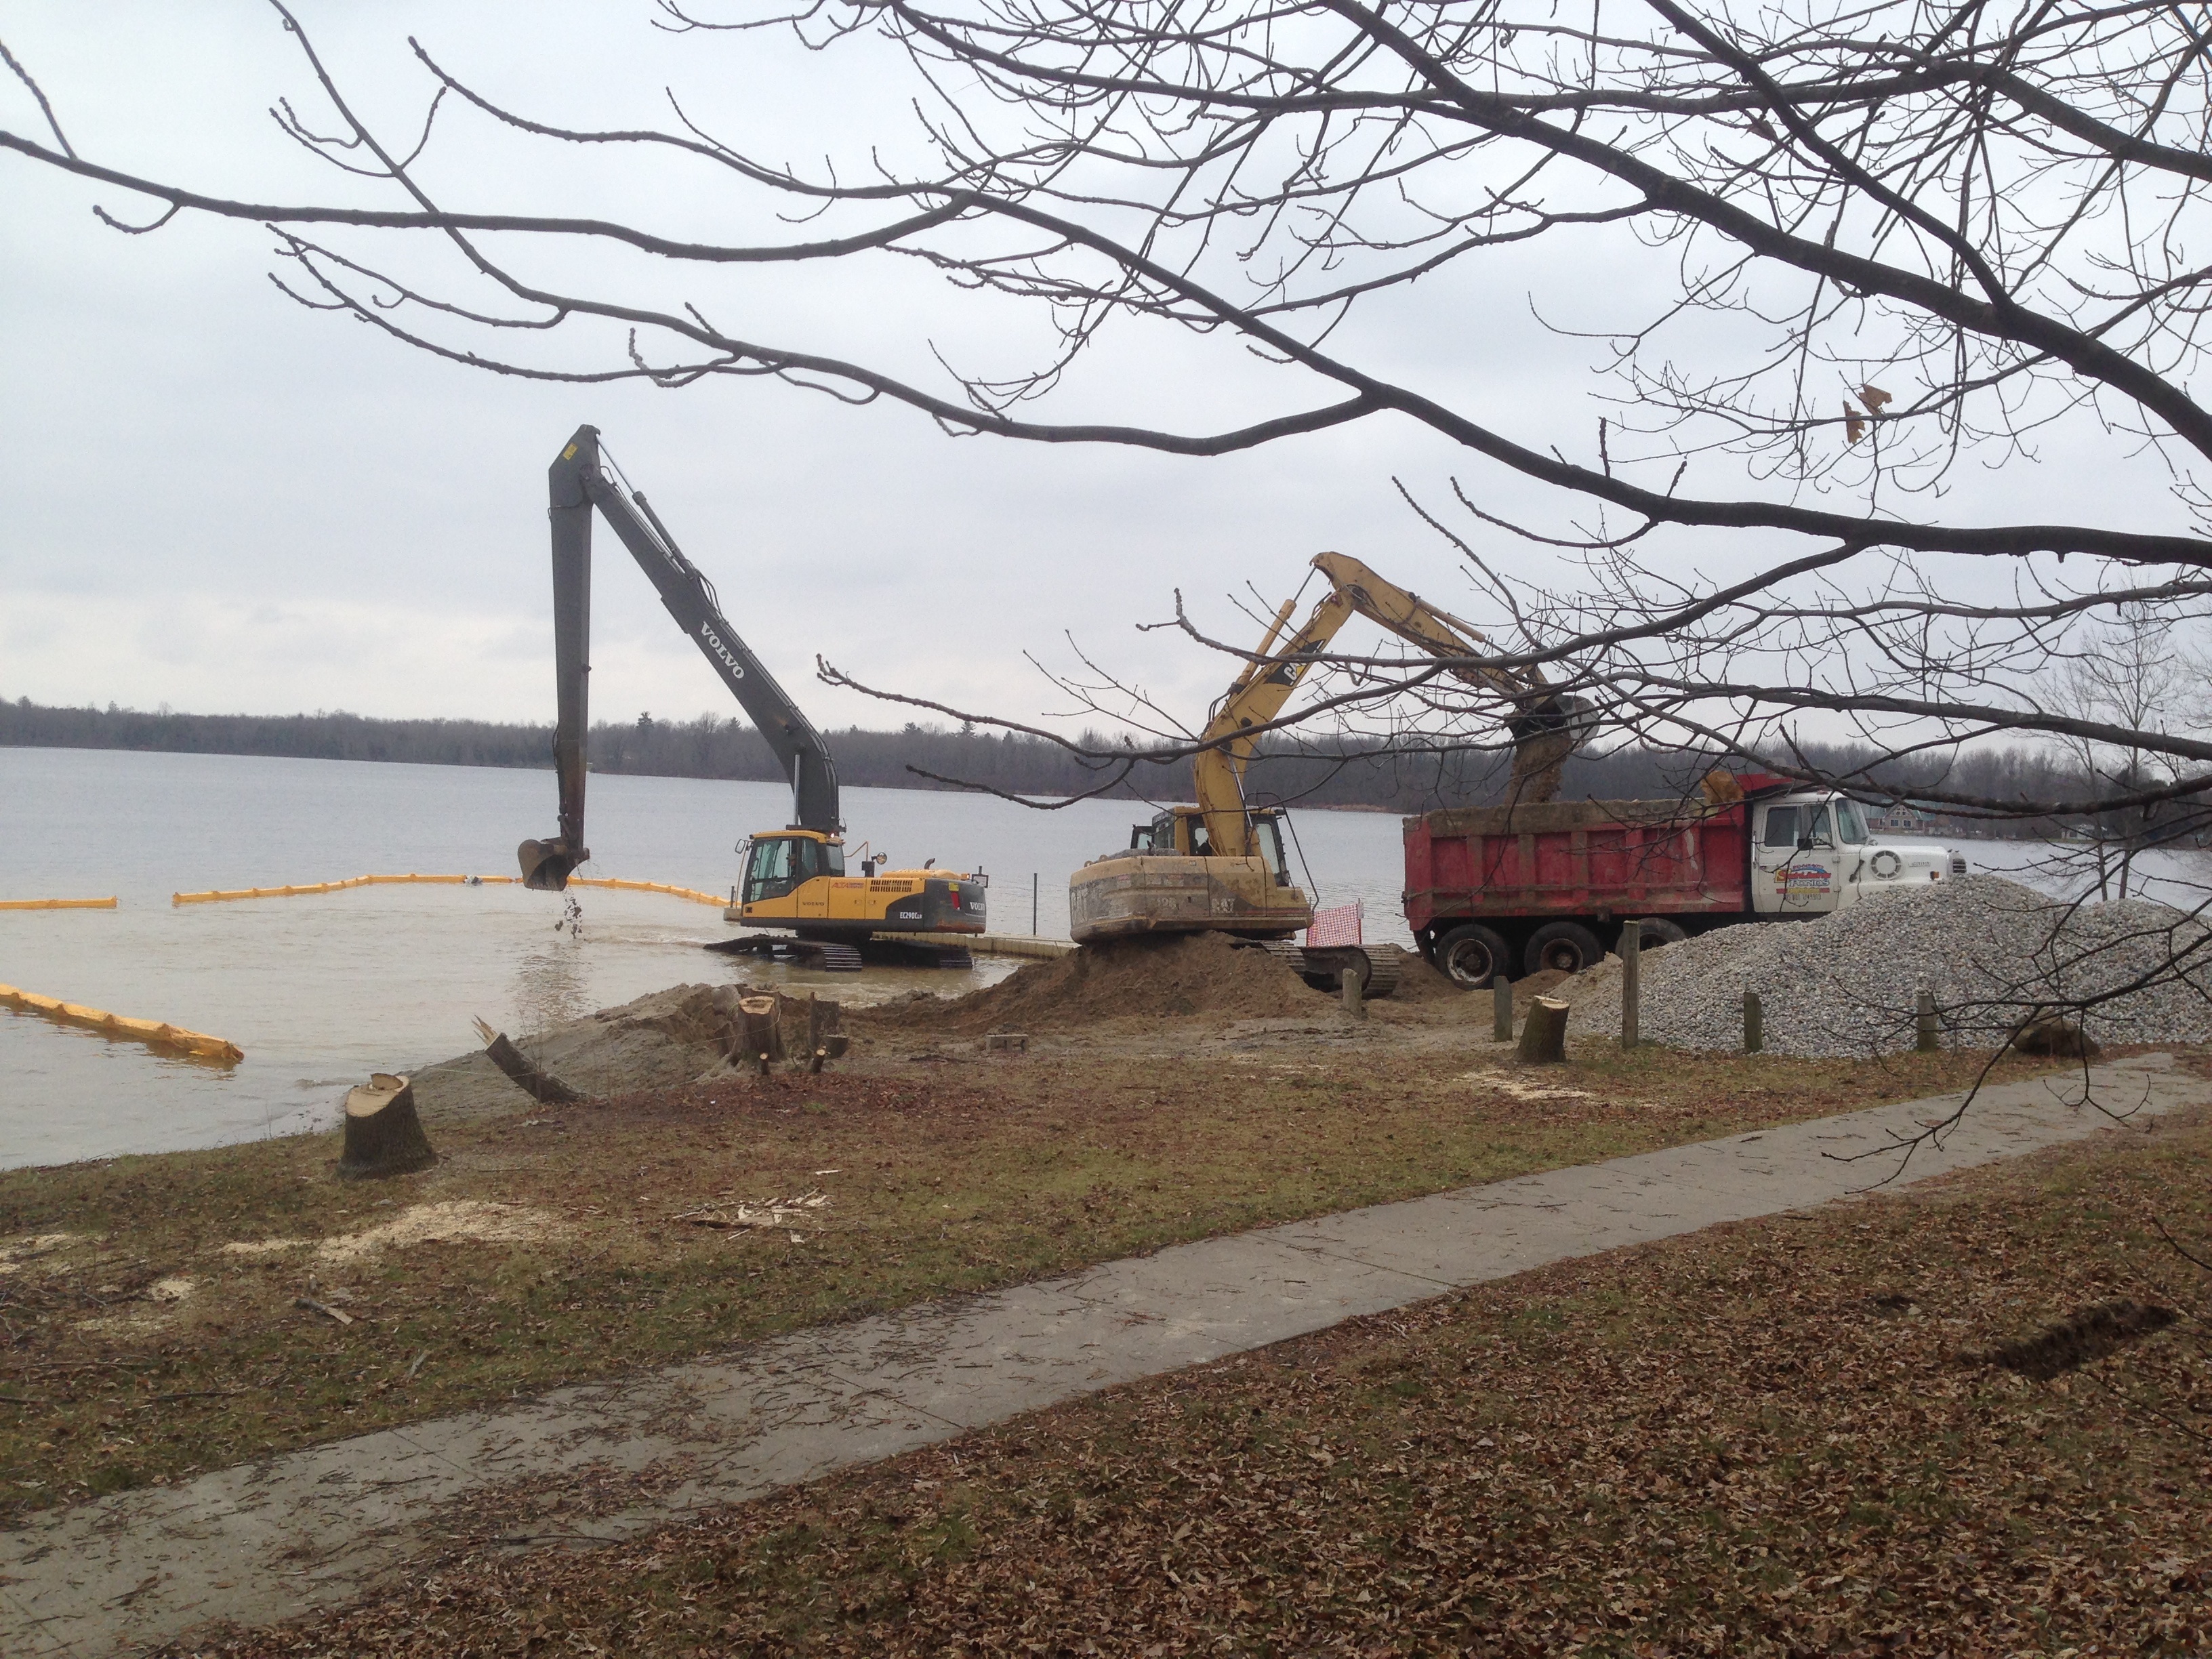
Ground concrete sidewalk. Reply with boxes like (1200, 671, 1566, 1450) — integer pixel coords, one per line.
(4, 1054, 2199, 1656)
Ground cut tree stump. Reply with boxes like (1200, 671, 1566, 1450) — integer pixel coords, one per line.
(337, 1073, 437, 1181)
(1517, 996, 1570, 1064)
(738, 995, 783, 1075)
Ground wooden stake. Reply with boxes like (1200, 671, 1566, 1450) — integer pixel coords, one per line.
(1493, 974, 1512, 1043)
(1620, 919, 1641, 1050)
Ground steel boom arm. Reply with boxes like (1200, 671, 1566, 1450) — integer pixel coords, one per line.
(518, 424, 841, 891)
(1188, 552, 1586, 855)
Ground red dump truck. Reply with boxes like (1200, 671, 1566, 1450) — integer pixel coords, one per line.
(1404, 773, 1968, 986)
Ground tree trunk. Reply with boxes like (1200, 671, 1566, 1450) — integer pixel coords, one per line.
(483, 1032, 588, 1105)
(1517, 996, 1570, 1064)
(337, 1073, 436, 1180)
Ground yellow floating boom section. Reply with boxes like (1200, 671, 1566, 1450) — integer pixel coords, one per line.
(171, 873, 722, 907)
(173, 874, 520, 905)
(567, 876, 724, 907)
(0, 897, 117, 910)
(0, 983, 243, 1065)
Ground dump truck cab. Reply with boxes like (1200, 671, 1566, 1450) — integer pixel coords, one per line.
(1748, 792, 1962, 916)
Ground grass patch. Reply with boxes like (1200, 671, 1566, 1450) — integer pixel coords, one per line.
(1, 1037, 2060, 1519)
(163, 1095, 2212, 1658)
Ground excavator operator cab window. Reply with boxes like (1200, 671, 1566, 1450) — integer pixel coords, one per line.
(743, 836, 806, 904)
(1255, 815, 1290, 886)
(1130, 812, 1177, 854)
(818, 840, 846, 877)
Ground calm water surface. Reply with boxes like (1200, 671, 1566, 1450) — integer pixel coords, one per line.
(0, 747, 1412, 1168)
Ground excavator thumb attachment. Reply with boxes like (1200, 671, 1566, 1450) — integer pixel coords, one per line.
(518, 837, 587, 892)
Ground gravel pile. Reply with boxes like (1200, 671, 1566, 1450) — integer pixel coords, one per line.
(1557, 875, 2212, 1057)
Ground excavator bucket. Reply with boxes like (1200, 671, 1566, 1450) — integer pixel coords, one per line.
(517, 838, 583, 892)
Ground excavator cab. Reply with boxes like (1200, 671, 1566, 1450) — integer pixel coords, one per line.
(1126, 805, 1290, 883)
(740, 832, 846, 906)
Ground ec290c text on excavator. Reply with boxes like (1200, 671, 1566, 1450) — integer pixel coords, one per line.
(517, 424, 987, 972)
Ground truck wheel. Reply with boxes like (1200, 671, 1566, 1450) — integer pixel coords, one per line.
(1633, 917, 1689, 947)
(1525, 921, 1603, 975)
(1433, 924, 1512, 989)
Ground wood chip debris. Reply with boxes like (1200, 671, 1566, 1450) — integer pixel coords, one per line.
(670, 1190, 831, 1233)
(293, 1295, 355, 1326)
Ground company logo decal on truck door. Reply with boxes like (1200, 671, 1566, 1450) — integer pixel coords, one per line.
(1775, 863, 1833, 897)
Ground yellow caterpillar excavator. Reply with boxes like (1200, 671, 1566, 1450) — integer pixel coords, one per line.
(1068, 552, 1587, 991)
(517, 426, 987, 970)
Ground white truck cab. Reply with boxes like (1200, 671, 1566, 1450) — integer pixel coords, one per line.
(1748, 794, 1965, 916)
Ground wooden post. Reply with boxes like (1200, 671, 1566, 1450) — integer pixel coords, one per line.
(1517, 996, 1568, 1063)
(1492, 974, 1512, 1042)
(1342, 965, 1367, 1020)
(1744, 989, 1763, 1053)
(1620, 919, 1641, 1050)
(1917, 984, 1940, 1052)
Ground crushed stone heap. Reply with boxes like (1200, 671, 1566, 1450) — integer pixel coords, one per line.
(1558, 874, 2212, 1057)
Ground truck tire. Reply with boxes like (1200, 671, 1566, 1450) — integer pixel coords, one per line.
(1633, 917, 1689, 947)
(1433, 924, 1512, 989)
(1525, 920, 1603, 975)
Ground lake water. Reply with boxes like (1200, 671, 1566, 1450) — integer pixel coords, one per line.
(0, 747, 1413, 1168)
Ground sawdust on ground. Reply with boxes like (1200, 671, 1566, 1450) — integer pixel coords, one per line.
(860, 932, 1330, 1034)
(222, 1202, 560, 1264)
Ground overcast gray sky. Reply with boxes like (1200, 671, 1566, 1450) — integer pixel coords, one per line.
(1, 2, 2181, 740)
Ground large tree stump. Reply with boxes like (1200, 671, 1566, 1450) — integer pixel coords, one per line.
(1517, 996, 1570, 1064)
(337, 1073, 436, 1180)
(737, 995, 783, 1075)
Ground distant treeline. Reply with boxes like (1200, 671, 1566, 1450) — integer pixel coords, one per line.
(0, 695, 2130, 832)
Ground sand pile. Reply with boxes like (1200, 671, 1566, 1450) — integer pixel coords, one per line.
(865, 933, 1329, 1034)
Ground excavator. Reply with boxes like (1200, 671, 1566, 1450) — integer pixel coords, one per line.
(1067, 551, 1589, 991)
(516, 425, 987, 970)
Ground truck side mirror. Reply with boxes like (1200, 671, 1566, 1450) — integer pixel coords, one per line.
(1797, 834, 1816, 851)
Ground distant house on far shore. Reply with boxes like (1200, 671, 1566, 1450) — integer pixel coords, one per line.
(1868, 803, 1939, 835)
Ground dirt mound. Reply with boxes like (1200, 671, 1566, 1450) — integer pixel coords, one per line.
(411, 983, 843, 1118)
(1382, 949, 1456, 1002)
(863, 933, 1328, 1034)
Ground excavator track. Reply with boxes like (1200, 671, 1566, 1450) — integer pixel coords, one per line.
(703, 935, 865, 972)
(1246, 939, 1400, 999)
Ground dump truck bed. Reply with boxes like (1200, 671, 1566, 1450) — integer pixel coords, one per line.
(1402, 797, 1753, 934)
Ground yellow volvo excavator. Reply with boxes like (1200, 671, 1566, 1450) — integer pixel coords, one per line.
(1068, 552, 1587, 989)
(517, 426, 987, 970)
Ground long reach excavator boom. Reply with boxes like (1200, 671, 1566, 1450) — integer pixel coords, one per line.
(517, 426, 985, 970)
(518, 425, 840, 892)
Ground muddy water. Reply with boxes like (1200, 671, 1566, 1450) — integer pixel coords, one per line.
(0, 747, 1412, 1168)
